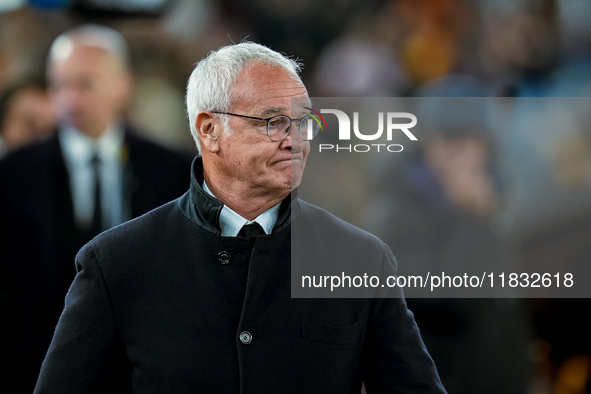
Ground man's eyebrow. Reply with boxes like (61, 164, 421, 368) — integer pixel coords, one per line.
(260, 100, 312, 117)
(261, 107, 286, 116)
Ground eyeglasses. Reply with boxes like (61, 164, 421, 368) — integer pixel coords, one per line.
(211, 111, 320, 142)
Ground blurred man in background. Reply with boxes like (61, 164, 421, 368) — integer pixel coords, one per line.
(0, 24, 193, 393)
(365, 75, 532, 394)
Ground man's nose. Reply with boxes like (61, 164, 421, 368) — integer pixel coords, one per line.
(55, 85, 82, 106)
(281, 123, 305, 152)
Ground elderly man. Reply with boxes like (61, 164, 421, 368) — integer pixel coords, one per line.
(33, 42, 445, 393)
(0, 25, 192, 393)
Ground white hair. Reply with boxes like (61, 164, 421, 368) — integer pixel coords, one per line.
(48, 24, 130, 70)
(185, 42, 303, 152)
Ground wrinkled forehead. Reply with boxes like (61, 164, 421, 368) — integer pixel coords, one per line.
(229, 63, 310, 115)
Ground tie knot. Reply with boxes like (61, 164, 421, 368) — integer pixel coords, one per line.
(90, 153, 101, 167)
(238, 222, 265, 238)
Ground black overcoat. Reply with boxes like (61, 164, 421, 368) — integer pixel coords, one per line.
(33, 158, 446, 394)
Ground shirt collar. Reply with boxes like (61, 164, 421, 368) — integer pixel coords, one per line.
(59, 123, 124, 165)
(202, 181, 280, 237)
(177, 158, 298, 235)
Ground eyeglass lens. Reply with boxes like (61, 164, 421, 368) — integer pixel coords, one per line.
(267, 115, 320, 141)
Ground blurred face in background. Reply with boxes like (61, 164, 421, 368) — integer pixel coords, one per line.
(424, 135, 497, 215)
(48, 41, 132, 138)
(1, 86, 56, 150)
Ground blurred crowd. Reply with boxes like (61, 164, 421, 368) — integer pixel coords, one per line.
(1, 0, 591, 393)
(2, 0, 591, 148)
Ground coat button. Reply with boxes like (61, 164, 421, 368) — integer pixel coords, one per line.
(218, 251, 230, 265)
(239, 331, 252, 345)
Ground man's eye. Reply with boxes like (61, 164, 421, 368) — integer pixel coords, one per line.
(268, 117, 289, 129)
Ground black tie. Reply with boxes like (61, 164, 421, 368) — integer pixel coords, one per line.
(238, 222, 265, 238)
(90, 153, 102, 236)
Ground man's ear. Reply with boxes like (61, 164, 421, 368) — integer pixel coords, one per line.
(195, 112, 221, 153)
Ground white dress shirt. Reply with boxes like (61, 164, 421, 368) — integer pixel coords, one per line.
(59, 124, 126, 230)
(203, 181, 280, 236)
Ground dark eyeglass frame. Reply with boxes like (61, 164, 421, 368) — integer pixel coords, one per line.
(211, 111, 318, 142)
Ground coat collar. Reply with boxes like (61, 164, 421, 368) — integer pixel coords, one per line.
(178, 157, 299, 235)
